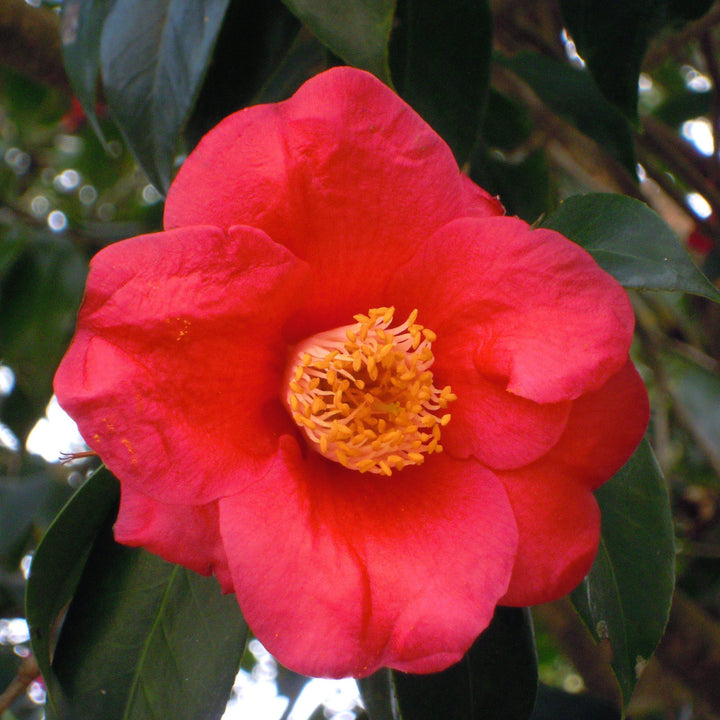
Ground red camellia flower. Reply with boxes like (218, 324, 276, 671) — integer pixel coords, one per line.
(54, 67, 649, 679)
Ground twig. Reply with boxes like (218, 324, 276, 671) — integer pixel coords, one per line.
(492, 64, 643, 199)
(636, 144, 720, 243)
(640, 116, 720, 216)
(644, 3, 720, 70)
(0, 654, 41, 714)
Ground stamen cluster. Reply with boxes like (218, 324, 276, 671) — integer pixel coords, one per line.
(285, 307, 456, 475)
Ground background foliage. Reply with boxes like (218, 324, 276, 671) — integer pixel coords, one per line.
(1, 0, 720, 718)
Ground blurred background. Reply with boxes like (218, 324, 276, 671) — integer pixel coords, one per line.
(1, 0, 720, 718)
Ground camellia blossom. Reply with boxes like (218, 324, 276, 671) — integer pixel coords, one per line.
(54, 67, 649, 679)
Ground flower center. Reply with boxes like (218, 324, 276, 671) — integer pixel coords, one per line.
(284, 307, 456, 476)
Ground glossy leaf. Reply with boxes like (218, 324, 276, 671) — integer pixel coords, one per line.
(390, 0, 493, 164)
(280, 0, 395, 84)
(480, 89, 532, 151)
(571, 440, 675, 705)
(60, 0, 114, 138)
(502, 53, 636, 176)
(26, 467, 120, 718)
(359, 607, 537, 720)
(99, 0, 232, 192)
(542, 193, 720, 302)
(49, 524, 247, 720)
(559, 0, 715, 118)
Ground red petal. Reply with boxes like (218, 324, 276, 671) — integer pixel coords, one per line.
(460, 174, 505, 217)
(165, 68, 481, 336)
(218, 437, 517, 678)
(54, 225, 308, 505)
(442, 370, 572, 469)
(114, 485, 233, 592)
(548, 358, 649, 489)
(390, 216, 635, 404)
(498, 360, 648, 606)
(499, 467, 600, 606)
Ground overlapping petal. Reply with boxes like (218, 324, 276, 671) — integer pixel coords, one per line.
(389, 216, 635, 405)
(498, 467, 600, 607)
(544, 358, 650, 489)
(114, 485, 233, 592)
(499, 359, 649, 606)
(436, 368, 572, 469)
(54, 225, 309, 504)
(219, 436, 517, 678)
(165, 68, 496, 335)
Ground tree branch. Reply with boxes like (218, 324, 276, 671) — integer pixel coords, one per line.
(0, 654, 40, 715)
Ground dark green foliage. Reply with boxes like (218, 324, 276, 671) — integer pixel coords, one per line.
(359, 608, 538, 720)
(559, 0, 715, 118)
(501, 53, 636, 176)
(390, 0, 493, 163)
(571, 441, 675, 704)
(542, 193, 720, 300)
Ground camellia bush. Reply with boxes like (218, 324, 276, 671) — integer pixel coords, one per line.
(2, 1, 720, 719)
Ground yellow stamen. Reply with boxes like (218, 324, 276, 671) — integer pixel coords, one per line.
(283, 307, 455, 475)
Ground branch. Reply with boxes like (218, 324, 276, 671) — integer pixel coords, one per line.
(644, 3, 720, 70)
(491, 64, 643, 200)
(0, 654, 41, 715)
(0, 0, 70, 93)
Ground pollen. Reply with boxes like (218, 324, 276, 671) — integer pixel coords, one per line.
(283, 307, 456, 475)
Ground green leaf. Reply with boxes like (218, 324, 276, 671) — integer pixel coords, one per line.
(359, 608, 537, 720)
(50, 524, 247, 720)
(99, 0, 232, 192)
(280, 0, 396, 84)
(541, 193, 720, 302)
(186, 1, 302, 146)
(60, 0, 114, 139)
(559, 0, 715, 118)
(0, 232, 87, 441)
(571, 440, 675, 706)
(26, 467, 120, 718)
(660, 350, 720, 470)
(501, 53, 636, 176)
(390, 0, 493, 164)
(359, 668, 398, 720)
(0, 230, 24, 281)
